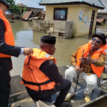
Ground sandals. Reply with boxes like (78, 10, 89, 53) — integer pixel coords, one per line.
(64, 93, 75, 101)
(84, 94, 90, 103)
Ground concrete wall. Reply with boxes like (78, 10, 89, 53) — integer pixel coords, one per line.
(104, 19, 107, 24)
(97, 13, 107, 24)
(98, 13, 107, 18)
(77, 6, 98, 37)
(32, 20, 73, 38)
(46, 5, 98, 37)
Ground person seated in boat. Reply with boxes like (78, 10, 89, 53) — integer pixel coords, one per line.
(65, 33, 107, 103)
(21, 36, 71, 107)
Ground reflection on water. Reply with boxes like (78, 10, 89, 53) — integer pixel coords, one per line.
(10, 20, 90, 76)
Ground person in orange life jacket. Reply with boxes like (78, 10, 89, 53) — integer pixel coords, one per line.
(21, 36, 71, 107)
(65, 33, 106, 103)
(0, 0, 33, 106)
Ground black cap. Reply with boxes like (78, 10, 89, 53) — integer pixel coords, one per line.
(92, 33, 106, 45)
(41, 36, 56, 44)
(0, 0, 9, 8)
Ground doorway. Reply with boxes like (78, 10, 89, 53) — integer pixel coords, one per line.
(89, 10, 95, 38)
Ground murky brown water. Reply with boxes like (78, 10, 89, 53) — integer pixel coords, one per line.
(10, 20, 90, 76)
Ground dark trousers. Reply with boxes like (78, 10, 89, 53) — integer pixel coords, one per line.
(26, 79, 71, 106)
(0, 72, 11, 107)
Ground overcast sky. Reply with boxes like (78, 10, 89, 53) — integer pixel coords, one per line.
(15, 0, 45, 10)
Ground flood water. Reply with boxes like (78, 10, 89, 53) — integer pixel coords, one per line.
(10, 20, 90, 76)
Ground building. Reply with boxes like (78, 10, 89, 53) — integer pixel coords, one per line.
(98, 0, 107, 23)
(6, 10, 13, 18)
(17, 3, 43, 14)
(39, 0, 104, 37)
(96, 18, 106, 25)
(6, 10, 14, 22)
(22, 11, 35, 20)
(35, 11, 46, 20)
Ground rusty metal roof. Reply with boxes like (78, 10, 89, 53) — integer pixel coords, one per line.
(22, 11, 33, 20)
(41, 11, 46, 14)
(35, 11, 46, 16)
(39, 0, 105, 9)
(96, 18, 105, 23)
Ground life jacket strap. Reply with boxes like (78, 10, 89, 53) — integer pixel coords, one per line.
(22, 78, 52, 86)
(22, 78, 53, 99)
(27, 55, 31, 65)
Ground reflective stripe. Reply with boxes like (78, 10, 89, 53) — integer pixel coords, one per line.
(89, 40, 92, 43)
(104, 49, 107, 54)
(97, 48, 102, 51)
(45, 54, 50, 58)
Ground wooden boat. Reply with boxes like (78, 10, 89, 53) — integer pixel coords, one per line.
(9, 66, 107, 107)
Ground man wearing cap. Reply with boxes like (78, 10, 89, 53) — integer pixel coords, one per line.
(21, 36, 71, 107)
(0, 0, 33, 106)
(65, 33, 107, 102)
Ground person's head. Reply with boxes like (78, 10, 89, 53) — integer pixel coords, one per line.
(91, 33, 106, 50)
(40, 36, 56, 55)
(0, 0, 9, 16)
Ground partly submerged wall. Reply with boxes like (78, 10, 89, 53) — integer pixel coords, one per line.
(33, 20, 73, 39)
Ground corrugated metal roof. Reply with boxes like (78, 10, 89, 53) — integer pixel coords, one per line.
(98, 0, 107, 13)
(96, 18, 105, 23)
(22, 11, 33, 20)
(39, 0, 105, 9)
(41, 11, 46, 14)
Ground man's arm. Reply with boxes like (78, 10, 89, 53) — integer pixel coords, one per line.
(0, 18, 21, 57)
(40, 60, 63, 83)
(70, 46, 82, 67)
(92, 54, 106, 67)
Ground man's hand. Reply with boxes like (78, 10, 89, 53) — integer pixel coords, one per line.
(23, 48, 34, 55)
(75, 65, 83, 74)
(79, 54, 95, 64)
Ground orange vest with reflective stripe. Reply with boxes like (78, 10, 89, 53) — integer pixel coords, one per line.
(21, 48, 57, 91)
(0, 9, 15, 58)
(76, 42, 106, 78)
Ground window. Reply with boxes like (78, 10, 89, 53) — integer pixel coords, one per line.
(54, 8, 68, 21)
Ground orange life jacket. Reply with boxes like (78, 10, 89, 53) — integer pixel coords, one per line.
(76, 42, 107, 78)
(0, 9, 15, 58)
(21, 48, 57, 91)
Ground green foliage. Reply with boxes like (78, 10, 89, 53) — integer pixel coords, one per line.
(23, 7, 26, 15)
(6, 0, 21, 14)
(101, 23, 107, 26)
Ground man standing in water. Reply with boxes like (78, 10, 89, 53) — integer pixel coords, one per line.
(65, 33, 107, 103)
(0, 0, 33, 106)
